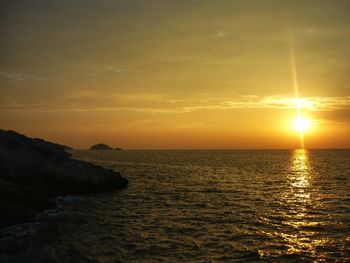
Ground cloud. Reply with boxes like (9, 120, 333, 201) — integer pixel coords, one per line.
(1, 94, 350, 114)
(105, 66, 124, 74)
(0, 71, 47, 82)
(215, 30, 229, 39)
(0, 71, 25, 81)
(183, 96, 350, 112)
(253, 96, 350, 111)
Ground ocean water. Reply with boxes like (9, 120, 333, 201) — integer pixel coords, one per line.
(1, 149, 350, 262)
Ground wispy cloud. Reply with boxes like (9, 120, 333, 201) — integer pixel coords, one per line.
(105, 66, 124, 74)
(1, 95, 350, 114)
(0, 71, 46, 81)
(227, 96, 350, 111)
(184, 96, 350, 112)
(0, 71, 25, 81)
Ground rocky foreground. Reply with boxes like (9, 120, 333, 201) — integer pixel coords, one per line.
(0, 130, 128, 227)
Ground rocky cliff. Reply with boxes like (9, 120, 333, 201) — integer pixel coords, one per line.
(0, 130, 128, 227)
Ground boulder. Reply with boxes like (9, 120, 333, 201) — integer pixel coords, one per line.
(0, 130, 128, 227)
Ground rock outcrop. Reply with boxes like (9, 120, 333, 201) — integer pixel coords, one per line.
(61, 144, 74, 151)
(0, 130, 128, 227)
(90, 143, 113, 150)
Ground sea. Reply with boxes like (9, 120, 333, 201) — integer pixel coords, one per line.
(1, 149, 350, 262)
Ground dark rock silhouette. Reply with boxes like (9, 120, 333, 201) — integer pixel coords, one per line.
(115, 147, 123, 150)
(0, 130, 128, 227)
(61, 144, 74, 151)
(90, 143, 113, 150)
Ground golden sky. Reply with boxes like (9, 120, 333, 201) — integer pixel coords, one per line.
(1, 0, 349, 149)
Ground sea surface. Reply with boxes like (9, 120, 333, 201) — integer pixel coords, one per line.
(1, 150, 350, 262)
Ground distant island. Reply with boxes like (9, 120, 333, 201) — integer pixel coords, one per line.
(0, 130, 128, 227)
(90, 143, 113, 150)
(90, 143, 122, 150)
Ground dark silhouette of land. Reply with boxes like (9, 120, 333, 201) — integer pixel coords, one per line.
(62, 144, 74, 151)
(90, 143, 113, 150)
(90, 143, 123, 150)
(0, 130, 128, 227)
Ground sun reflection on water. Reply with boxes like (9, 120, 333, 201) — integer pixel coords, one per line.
(278, 149, 328, 259)
(257, 149, 326, 260)
(290, 149, 310, 190)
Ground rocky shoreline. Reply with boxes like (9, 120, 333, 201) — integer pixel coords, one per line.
(0, 130, 128, 227)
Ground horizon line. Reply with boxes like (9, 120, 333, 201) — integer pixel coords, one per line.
(72, 148, 350, 151)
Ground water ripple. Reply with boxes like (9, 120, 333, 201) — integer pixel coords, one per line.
(1, 149, 350, 262)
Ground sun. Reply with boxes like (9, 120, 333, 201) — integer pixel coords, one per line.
(293, 116, 311, 132)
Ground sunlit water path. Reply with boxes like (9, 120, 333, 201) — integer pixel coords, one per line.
(1, 150, 350, 262)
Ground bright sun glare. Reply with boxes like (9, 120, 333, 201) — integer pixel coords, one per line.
(293, 117, 311, 132)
